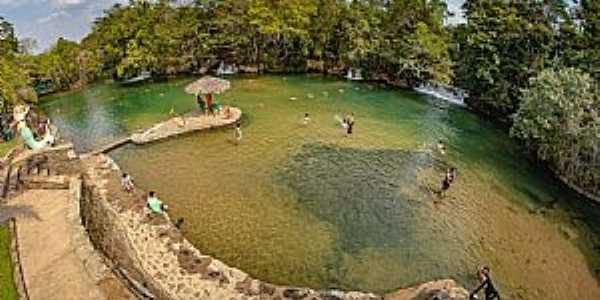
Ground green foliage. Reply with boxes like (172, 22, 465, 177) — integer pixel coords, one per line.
(79, 0, 452, 82)
(0, 224, 17, 300)
(455, 0, 568, 122)
(0, 17, 36, 111)
(0, 56, 37, 112)
(511, 67, 600, 197)
(30, 38, 100, 91)
(0, 17, 18, 56)
(567, 0, 600, 80)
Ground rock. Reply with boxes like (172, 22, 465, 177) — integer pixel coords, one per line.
(260, 283, 277, 296)
(384, 280, 468, 300)
(559, 225, 578, 240)
(283, 288, 308, 299)
(239, 65, 260, 73)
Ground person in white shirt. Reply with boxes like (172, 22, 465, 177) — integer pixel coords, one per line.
(121, 173, 134, 193)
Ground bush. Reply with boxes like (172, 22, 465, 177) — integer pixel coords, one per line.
(511, 67, 600, 197)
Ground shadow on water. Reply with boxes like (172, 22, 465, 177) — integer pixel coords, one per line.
(276, 144, 460, 290)
(278, 144, 441, 252)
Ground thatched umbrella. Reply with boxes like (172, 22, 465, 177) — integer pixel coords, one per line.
(185, 76, 231, 113)
(185, 76, 231, 95)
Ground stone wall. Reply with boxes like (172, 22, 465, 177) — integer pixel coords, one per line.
(78, 162, 158, 299)
(78, 153, 469, 300)
(8, 219, 29, 300)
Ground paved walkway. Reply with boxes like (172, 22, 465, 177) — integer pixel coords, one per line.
(9, 189, 132, 300)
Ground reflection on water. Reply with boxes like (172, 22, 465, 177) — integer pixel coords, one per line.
(43, 75, 600, 299)
(41, 79, 195, 151)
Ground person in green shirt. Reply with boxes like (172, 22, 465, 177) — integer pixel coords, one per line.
(147, 191, 168, 214)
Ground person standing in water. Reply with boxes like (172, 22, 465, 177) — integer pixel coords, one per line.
(447, 167, 456, 184)
(345, 113, 355, 136)
(303, 113, 311, 126)
(470, 266, 500, 300)
(233, 122, 242, 143)
(438, 167, 456, 196)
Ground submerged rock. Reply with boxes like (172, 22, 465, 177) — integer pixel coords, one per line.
(384, 280, 468, 300)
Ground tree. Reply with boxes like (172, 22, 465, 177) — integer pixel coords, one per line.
(455, 0, 570, 122)
(0, 57, 37, 112)
(18, 38, 38, 55)
(0, 16, 18, 56)
(570, 0, 600, 80)
(511, 67, 600, 198)
(0, 17, 36, 111)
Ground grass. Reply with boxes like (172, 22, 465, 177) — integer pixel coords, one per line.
(0, 139, 18, 158)
(0, 223, 17, 300)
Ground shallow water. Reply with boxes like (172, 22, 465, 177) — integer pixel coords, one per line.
(42, 75, 600, 299)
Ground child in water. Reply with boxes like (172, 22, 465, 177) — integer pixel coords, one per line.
(303, 113, 311, 126)
(233, 122, 242, 143)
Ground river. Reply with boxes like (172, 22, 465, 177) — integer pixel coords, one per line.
(41, 75, 600, 299)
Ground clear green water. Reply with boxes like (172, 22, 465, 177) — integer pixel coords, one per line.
(41, 75, 600, 299)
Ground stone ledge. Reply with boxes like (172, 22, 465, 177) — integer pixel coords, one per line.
(130, 107, 242, 145)
(8, 218, 29, 300)
(80, 153, 469, 300)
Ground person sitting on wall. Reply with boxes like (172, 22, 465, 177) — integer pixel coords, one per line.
(224, 106, 233, 119)
(169, 105, 186, 127)
(146, 191, 168, 214)
(121, 173, 135, 193)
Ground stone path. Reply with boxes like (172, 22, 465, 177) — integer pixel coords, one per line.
(130, 107, 242, 144)
(9, 189, 132, 300)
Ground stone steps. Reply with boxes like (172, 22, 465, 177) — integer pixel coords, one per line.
(0, 158, 61, 199)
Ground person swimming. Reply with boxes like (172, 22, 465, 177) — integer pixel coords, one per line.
(437, 140, 446, 155)
(303, 113, 311, 126)
(470, 266, 500, 300)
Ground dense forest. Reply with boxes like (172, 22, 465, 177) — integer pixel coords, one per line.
(0, 0, 598, 198)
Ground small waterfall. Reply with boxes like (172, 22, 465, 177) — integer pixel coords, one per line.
(414, 82, 467, 107)
(216, 61, 238, 76)
(345, 68, 363, 81)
